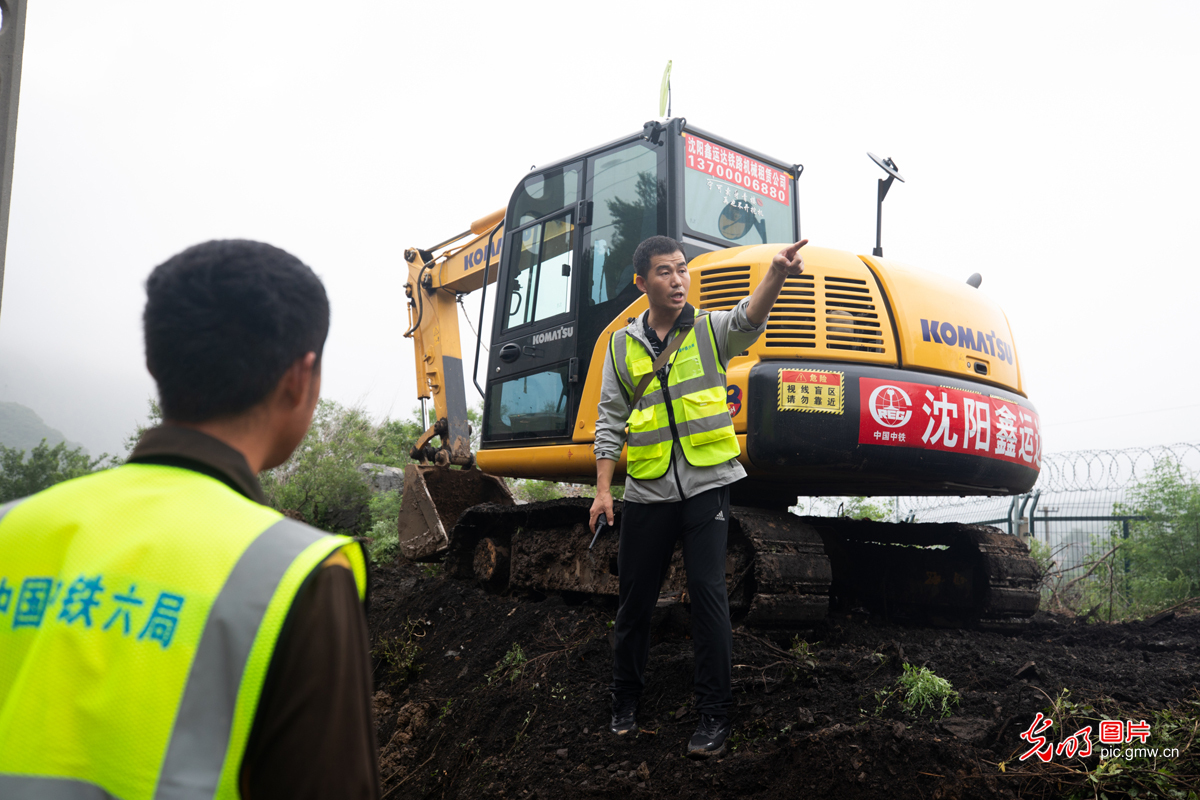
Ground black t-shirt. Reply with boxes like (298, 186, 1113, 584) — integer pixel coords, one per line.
(641, 303, 696, 369)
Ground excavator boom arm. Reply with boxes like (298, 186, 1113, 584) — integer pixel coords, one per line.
(403, 208, 504, 464)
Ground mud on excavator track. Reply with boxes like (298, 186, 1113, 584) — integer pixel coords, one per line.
(424, 495, 1040, 629)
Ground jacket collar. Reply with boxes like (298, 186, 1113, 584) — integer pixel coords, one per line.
(625, 303, 697, 350)
(128, 424, 267, 504)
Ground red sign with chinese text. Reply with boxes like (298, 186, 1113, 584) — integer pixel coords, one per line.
(857, 377, 1041, 469)
(684, 135, 790, 206)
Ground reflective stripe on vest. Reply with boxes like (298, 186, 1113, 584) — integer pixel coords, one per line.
(0, 465, 367, 800)
(612, 314, 740, 480)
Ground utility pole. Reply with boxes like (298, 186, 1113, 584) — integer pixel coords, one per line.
(0, 0, 27, 322)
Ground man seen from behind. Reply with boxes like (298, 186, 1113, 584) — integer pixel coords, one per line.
(0, 240, 380, 799)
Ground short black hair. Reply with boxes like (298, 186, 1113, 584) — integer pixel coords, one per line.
(144, 239, 330, 423)
(632, 235, 684, 279)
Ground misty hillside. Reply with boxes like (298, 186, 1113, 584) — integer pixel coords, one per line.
(0, 402, 81, 452)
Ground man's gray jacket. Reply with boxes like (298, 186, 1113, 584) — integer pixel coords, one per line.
(594, 297, 767, 504)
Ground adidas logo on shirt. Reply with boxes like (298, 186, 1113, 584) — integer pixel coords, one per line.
(714, 510, 725, 521)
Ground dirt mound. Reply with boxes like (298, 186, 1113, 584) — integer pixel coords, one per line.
(368, 561, 1199, 799)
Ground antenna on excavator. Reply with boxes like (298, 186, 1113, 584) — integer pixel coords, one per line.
(868, 152, 904, 257)
(659, 61, 672, 118)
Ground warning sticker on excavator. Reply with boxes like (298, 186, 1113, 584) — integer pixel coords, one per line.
(778, 369, 844, 414)
(684, 135, 790, 206)
(858, 377, 1041, 468)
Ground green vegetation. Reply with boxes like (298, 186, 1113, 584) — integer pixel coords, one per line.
(365, 489, 403, 563)
(793, 495, 893, 521)
(507, 478, 619, 503)
(510, 707, 536, 752)
(511, 479, 568, 503)
(114, 396, 431, 556)
(1043, 458, 1200, 621)
(376, 618, 425, 681)
(1114, 459, 1200, 613)
(787, 636, 819, 680)
(488, 643, 527, 685)
(0, 402, 113, 503)
(123, 398, 163, 456)
(1028, 536, 1055, 577)
(875, 664, 959, 720)
(0, 439, 114, 503)
(789, 636, 818, 667)
(263, 401, 404, 534)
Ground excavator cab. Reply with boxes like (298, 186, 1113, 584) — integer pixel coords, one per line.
(481, 119, 798, 451)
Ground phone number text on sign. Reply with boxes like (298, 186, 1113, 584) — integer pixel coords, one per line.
(858, 377, 1040, 468)
(684, 135, 790, 205)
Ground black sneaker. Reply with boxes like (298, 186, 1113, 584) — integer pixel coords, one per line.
(610, 695, 638, 736)
(687, 714, 730, 758)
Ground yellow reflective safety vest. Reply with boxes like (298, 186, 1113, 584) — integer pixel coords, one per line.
(0, 464, 368, 800)
(611, 312, 740, 480)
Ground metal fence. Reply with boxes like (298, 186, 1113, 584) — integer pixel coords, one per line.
(795, 443, 1200, 577)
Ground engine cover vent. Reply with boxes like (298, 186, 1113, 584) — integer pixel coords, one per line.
(763, 274, 816, 348)
(698, 264, 751, 311)
(823, 276, 885, 353)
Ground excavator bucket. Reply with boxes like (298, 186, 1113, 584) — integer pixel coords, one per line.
(396, 464, 515, 561)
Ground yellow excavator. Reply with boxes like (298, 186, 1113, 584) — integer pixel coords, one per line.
(398, 118, 1041, 627)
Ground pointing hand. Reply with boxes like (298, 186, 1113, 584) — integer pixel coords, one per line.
(771, 239, 808, 276)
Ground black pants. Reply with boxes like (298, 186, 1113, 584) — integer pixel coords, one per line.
(609, 485, 732, 717)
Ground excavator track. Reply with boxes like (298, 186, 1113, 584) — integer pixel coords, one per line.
(800, 516, 1041, 625)
(443, 499, 827, 628)
(733, 507, 832, 627)
(439, 499, 1039, 628)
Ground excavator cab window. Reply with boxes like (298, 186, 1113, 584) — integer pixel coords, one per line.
(504, 212, 575, 330)
(483, 140, 667, 445)
(577, 140, 667, 370)
(502, 163, 582, 333)
(484, 364, 571, 440)
(512, 164, 581, 228)
(582, 144, 662, 307)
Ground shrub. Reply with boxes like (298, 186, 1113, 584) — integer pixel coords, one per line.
(261, 401, 379, 534)
(0, 440, 114, 503)
(366, 489, 402, 563)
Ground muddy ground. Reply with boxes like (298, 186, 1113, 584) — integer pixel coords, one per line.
(368, 559, 1199, 800)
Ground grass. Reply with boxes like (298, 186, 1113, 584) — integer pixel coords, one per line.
(376, 618, 426, 681)
(488, 642, 527, 685)
(875, 663, 960, 720)
(789, 636, 819, 665)
(509, 707, 537, 754)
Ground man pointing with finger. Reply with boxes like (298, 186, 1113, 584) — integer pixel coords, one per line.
(589, 235, 807, 758)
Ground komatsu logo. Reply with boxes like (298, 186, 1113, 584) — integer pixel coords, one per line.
(462, 241, 500, 270)
(533, 325, 573, 345)
(921, 319, 1014, 365)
